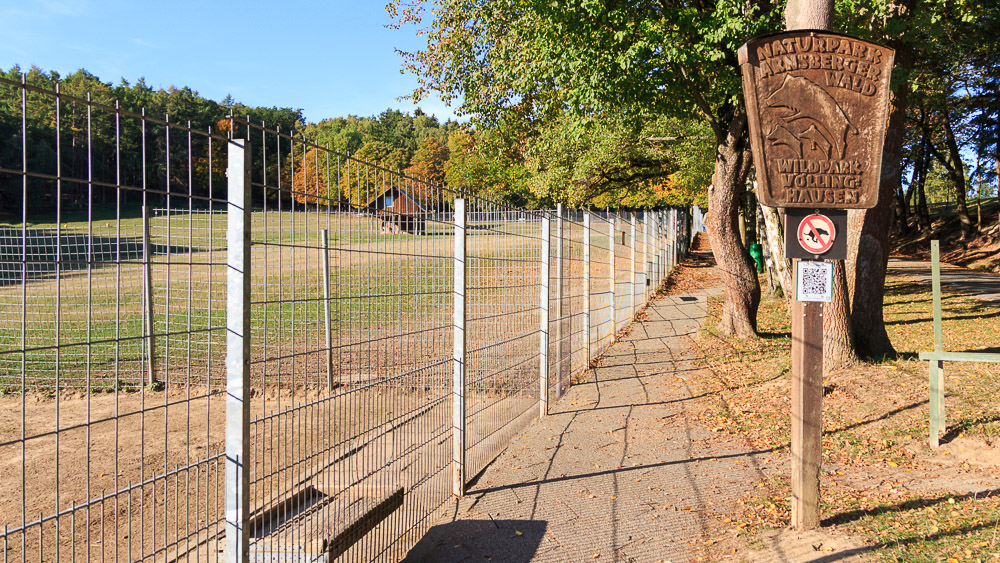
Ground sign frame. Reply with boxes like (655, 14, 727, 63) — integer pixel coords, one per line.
(784, 208, 847, 260)
(739, 30, 895, 209)
(795, 260, 834, 302)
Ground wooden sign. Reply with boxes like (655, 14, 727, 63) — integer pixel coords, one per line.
(739, 31, 895, 209)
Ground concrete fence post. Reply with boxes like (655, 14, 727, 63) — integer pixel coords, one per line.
(583, 210, 591, 366)
(539, 214, 551, 417)
(225, 138, 252, 563)
(630, 213, 637, 319)
(653, 211, 661, 287)
(453, 197, 467, 496)
(555, 203, 564, 398)
(668, 209, 676, 271)
(610, 214, 617, 335)
(321, 229, 333, 391)
(644, 211, 650, 298)
(656, 211, 664, 283)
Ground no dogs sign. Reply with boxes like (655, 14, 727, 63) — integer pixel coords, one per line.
(797, 214, 836, 254)
(784, 208, 847, 260)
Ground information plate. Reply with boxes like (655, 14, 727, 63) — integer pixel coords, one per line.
(739, 31, 895, 209)
(796, 260, 833, 302)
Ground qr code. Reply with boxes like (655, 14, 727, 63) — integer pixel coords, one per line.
(797, 261, 831, 301)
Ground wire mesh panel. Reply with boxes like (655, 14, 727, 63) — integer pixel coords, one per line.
(241, 122, 457, 562)
(613, 212, 632, 333)
(589, 212, 615, 359)
(564, 211, 589, 382)
(0, 76, 699, 563)
(464, 196, 542, 481)
(548, 209, 587, 400)
(0, 77, 228, 562)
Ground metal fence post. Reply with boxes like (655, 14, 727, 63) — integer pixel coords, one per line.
(225, 138, 252, 563)
(321, 229, 333, 391)
(141, 205, 156, 386)
(583, 210, 591, 366)
(630, 212, 637, 320)
(539, 214, 551, 417)
(453, 197, 467, 496)
(555, 203, 564, 398)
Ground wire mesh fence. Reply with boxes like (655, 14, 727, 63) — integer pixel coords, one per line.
(0, 76, 698, 562)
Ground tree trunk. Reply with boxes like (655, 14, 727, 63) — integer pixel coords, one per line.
(847, 0, 914, 359)
(916, 142, 931, 231)
(895, 181, 910, 235)
(759, 203, 793, 297)
(976, 152, 982, 228)
(911, 137, 932, 232)
(785, 0, 834, 29)
(757, 201, 779, 297)
(707, 113, 760, 338)
(942, 114, 974, 239)
(785, 0, 855, 367)
(824, 260, 857, 371)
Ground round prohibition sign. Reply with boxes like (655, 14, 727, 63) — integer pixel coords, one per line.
(797, 213, 837, 254)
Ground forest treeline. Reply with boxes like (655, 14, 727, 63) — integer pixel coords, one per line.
(0, 64, 715, 217)
(0, 65, 476, 214)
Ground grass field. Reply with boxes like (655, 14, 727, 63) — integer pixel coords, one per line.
(0, 208, 561, 390)
(0, 205, 653, 562)
(693, 273, 1000, 562)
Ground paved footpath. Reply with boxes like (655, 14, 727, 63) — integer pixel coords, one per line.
(888, 258, 1000, 304)
(404, 290, 775, 562)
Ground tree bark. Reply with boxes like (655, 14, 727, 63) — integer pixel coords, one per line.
(846, 7, 912, 359)
(759, 203, 793, 297)
(707, 113, 760, 338)
(824, 260, 858, 371)
(757, 200, 781, 297)
(785, 0, 834, 29)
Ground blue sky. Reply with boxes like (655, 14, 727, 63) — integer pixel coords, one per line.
(0, 0, 460, 123)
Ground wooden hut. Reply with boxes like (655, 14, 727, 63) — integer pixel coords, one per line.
(365, 185, 429, 235)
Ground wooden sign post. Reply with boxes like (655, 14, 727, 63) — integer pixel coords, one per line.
(739, 27, 894, 529)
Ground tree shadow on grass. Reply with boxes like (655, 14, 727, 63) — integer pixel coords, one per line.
(939, 414, 1000, 445)
(757, 331, 792, 339)
(807, 519, 1000, 563)
(885, 309, 1000, 327)
(821, 488, 1000, 527)
(822, 400, 927, 436)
